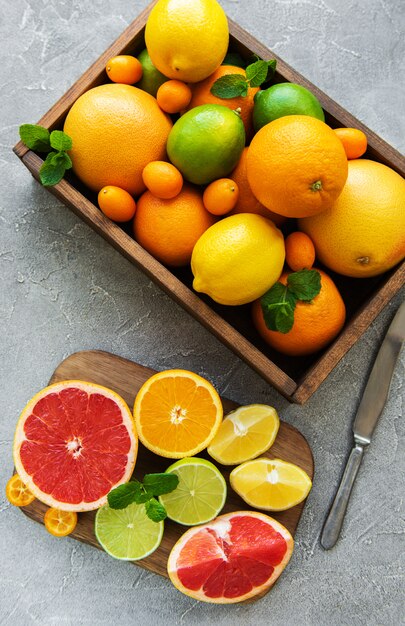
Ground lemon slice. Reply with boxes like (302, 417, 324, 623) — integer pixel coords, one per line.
(230, 458, 312, 511)
(207, 404, 280, 465)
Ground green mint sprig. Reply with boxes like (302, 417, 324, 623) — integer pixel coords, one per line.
(19, 124, 73, 187)
(261, 269, 321, 334)
(211, 59, 277, 99)
(107, 472, 179, 522)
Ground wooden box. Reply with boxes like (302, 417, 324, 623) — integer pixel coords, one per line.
(13, 2, 405, 404)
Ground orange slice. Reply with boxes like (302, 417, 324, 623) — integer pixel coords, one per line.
(134, 370, 223, 458)
(6, 474, 36, 507)
(44, 507, 78, 537)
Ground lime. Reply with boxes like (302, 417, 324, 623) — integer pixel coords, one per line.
(137, 49, 168, 97)
(95, 502, 163, 560)
(253, 83, 325, 131)
(167, 104, 245, 185)
(159, 457, 227, 526)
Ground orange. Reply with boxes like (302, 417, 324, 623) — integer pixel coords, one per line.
(247, 116, 348, 218)
(6, 474, 35, 507)
(252, 270, 346, 356)
(334, 127, 367, 160)
(98, 186, 137, 222)
(44, 508, 78, 537)
(133, 185, 215, 267)
(299, 160, 405, 277)
(229, 148, 286, 227)
(285, 232, 316, 271)
(134, 369, 223, 458)
(64, 84, 172, 196)
(106, 56, 143, 85)
(203, 178, 239, 215)
(188, 66, 259, 138)
(142, 161, 183, 199)
(157, 80, 193, 114)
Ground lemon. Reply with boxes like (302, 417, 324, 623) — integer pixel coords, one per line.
(230, 458, 312, 512)
(145, 0, 229, 83)
(207, 405, 280, 466)
(191, 214, 285, 306)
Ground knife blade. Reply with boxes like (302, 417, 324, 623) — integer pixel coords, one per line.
(321, 301, 405, 550)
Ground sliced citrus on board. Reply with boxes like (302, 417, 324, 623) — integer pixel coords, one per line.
(95, 502, 164, 560)
(5, 474, 36, 507)
(207, 405, 280, 465)
(168, 511, 294, 603)
(230, 458, 312, 512)
(159, 458, 227, 526)
(134, 370, 223, 458)
(44, 508, 78, 537)
(13, 381, 137, 512)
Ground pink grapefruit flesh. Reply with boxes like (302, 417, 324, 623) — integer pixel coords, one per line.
(13, 380, 137, 511)
(168, 511, 294, 603)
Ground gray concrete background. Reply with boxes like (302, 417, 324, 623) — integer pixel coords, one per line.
(1, 0, 404, 624)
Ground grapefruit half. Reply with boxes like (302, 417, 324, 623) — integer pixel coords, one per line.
(13, 381, 137, 512)
(167, 511, 294, 603)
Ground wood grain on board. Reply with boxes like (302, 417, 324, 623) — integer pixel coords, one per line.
(13, 1, 405, 403)
(20, 350, 314, 581)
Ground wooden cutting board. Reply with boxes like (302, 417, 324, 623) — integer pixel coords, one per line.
(19, 350, 314, 581)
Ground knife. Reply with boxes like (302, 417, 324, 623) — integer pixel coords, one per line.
(321, 301, 405, 550)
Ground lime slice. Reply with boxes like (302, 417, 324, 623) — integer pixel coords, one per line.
(207, 404, 280, 465)
(159, 457, 227, 526)
(95, 502, 163, 560)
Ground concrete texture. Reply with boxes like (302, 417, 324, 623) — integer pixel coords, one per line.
(0, 0, 404, 624)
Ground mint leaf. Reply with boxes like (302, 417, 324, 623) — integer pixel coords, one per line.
(245, 60, 269, 88)
(39, 152, 66, 187)
(19, 124, 51, 152)
(145, 498, 167, 522)
(107, 480, 142, 509)
(261, 283, 297, 334)
(143, 473, 179, 496)
(265, 59, 277, 81)
(50, 130, 72, 152)
(287, 269, 321, 301)
(222, 52, 247, 68)
(210, 75, 248, 98)
(50, 151, 72, 169)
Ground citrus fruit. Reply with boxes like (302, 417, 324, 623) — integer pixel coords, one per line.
(63, 84, 172, 196)
(285, 231, 316, 271)
(188, 65, 259, 138)
(13, 381, 137, 511)
(98, 186, 137, 222)
(230, 459, 312, 512)
(299, 160, 405, 277)
(137, 48, 168, 97)
(142, 161, 183, 200)
(157, 80, 192, 114)
(247, 115, 348, 218)
(191, 214, 285, 306)
(229, 147, 286, 227)
(203, 178, 239, 215)
(133, 185, 215, 267)
(106, 55, 143, 85)
(252, 269, 346, 356)
(44, 508, 78, 537)
(167, 104, 245, 185)
(95, 502, 164, 560)
(159, 457, 227, 525)
(167, 511, 294, 603)
(207, 405, 280, 466)
(253, 83, 324, 131)
(334, 127, 367, 159)
(145, 0, 229, 83)
(134, 370, 223, 459)
(5, 474, 35, 507)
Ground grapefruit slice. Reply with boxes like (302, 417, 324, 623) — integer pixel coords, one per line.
(168, 511, 294, 603)
(13, 381, 137, 512)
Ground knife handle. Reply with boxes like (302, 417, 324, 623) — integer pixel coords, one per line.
(320, 443, 365, 550)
